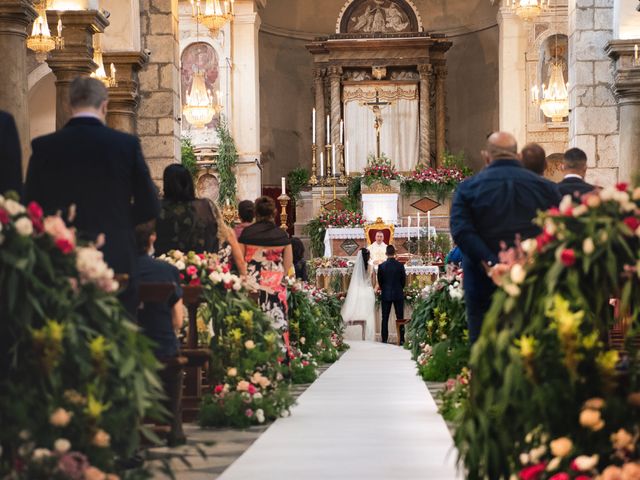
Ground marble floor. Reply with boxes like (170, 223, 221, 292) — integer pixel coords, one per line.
(218, 341, 461, 480)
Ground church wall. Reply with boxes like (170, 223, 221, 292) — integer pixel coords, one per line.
(28, 72, 56, 140)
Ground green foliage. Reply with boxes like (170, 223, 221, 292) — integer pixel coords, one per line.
(286, 168, 310, 204)
(438, 368, 470, 422)
(181, 137, 198, 178)
(304, 217, 326, 258)
(343, 176, 362, 212)
(290, 360, 317, 384)
(441, 150, 468, 170)
(418, 341, 469, 382)
(215, 116, 238, 207)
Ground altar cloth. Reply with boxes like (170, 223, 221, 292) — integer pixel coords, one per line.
(323, 226, 437, 257)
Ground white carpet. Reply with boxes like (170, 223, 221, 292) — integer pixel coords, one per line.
(219, 341, 461, 480)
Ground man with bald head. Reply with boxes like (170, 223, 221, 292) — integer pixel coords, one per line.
(450, 132, 561, 344)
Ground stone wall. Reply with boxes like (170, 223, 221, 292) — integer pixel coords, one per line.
(138, 0, 181, 184)
(568, 0, 619, 186)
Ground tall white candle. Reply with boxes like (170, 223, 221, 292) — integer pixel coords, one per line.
(635, 44, 639, 61)
(332, 144, 336, 177)
(312, 108, 316, 144)
(417, 213, 421, 240)
(408, 216, 411, 233)
(281, 177, 286, 195)
(428, 211, 432, 239)
(340, 119, 344, 144)
(320, 152, 324, 177)
(345, 141, 350, 175)
(326, 115, 330, 145)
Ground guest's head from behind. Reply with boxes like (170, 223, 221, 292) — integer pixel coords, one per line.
(386, 245, 396, 257)
(255, 196, 276, 222)
(361, 247, 370, 270)
(135, 219, 157, 255)
(375, 231, 385, 245)
(563, 147, 588, 178)
(482, 131, 518, 165)
(521, 143, 547, 176)
(291, 237, 305, 264)
(238, 200, 255, 224)
(163, 164, 195, 202)
(69, 77, 109, 122)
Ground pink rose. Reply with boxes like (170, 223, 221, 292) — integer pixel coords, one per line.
(0, 208, 9, 225)
(519, 463, 547, 480)
(186, 265, 198, 276)
(55, 238, 75, 255)
(549, 474, 570, 480)
(245, 408, 254, 417)
(247, 384, 257, 395)
(560, 249, 576, 267)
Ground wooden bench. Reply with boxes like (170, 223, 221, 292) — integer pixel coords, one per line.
(345, 320, 366, 340)
(395, 319, 410, 346)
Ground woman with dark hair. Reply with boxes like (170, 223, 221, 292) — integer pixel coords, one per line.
(341, 247, 376, 341)
(291, 237, 308, 282)
(155, 164, 218, 255)
(238, 196, 292, 332)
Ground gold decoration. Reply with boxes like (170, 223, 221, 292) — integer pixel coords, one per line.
(364, 218, 395, 246)
(277, 193, 290, 231)
(26, 2, 64, 63)
(190, 0, 234, 35)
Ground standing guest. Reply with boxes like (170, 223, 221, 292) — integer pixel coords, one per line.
(520, 143, 547, 176)
(234, 199, 255, 238)
(238, 196, 293, 332)
(557, 147, 595, 200)
(291, 237, 308, 282)
(376, 245, 407, 344)
(0, 111, 22, 196)
(24, 77, 159, 314)
(450, 132, 561, 344)
(135, 220, 185, 446)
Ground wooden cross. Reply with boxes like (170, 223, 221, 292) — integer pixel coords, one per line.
(365, 90, 392, 159)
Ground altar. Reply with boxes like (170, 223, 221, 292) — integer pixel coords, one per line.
(323, 226, 436, 257)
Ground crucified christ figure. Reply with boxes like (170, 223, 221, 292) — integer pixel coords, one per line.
(366, 92, 391, 159)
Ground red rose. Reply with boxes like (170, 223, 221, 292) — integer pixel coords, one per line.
(519, 463, 547, 480)
(55, 238, 74, 254)
(222, 263, 231, 273)
(549, 474, 570, 480)
(179, 273, 185, 280)
(616, 182, 629, 192)
(560, 248, 576, 267)
(623, 216, 640, 232)
(574, 477, 591, 480)
(0, 208, 9, 225)
(548, 207, 561, 217)
(536, 230, 555, 251)
(27, 201, 43, 221)
(214, 385, 224, 394)
(189, 277, 201, 286)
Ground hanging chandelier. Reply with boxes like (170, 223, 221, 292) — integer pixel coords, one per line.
(507, 0, 549, 22)
(183, 72, 221, 128)
(26, 1, 64, 63)
(190, 0, 234, 35)
(90, 35, 117, 87)
(531, 62, 569, 122)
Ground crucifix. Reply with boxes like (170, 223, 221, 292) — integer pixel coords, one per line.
(365, 90, 392, 159)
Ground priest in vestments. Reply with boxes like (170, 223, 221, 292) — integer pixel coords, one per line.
(368, 231, 388, 265)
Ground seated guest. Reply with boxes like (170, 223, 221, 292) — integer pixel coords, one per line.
(234, 199, 255, 239)
(0, 110, 22, 196)
(135, 220, 185, 445)
(209, 200, 247, 276)
(521, 143, 547, 176)
(558, 147, 595, 200)
(155, 164, 218, 255)
(291, 237, 308, 282)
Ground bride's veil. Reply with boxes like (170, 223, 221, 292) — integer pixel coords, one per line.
(341, 249, 371, 322)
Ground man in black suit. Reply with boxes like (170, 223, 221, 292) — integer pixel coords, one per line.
(557, 148, 595, 200)
(450, 132, 561, 344)
(376, 245, 407, 344)
(0, 110, 23, 196)
(25, 77, 160, 314)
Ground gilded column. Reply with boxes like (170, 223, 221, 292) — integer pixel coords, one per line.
(418, 64, 432, 166)
(314, 67, 326, 151)
(103, 51, 149, 134)
(435, 65, 447, 168)
(328, 65, 342, 147)
(0, 0, 37, 163)
(46, 10, 109, 130)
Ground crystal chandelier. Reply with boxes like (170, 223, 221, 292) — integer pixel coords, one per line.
(507, 0, 549, 22)
(531, 62, 569, 122)
(190, 0, 234, 35)
(26, 1, 64, 63)
(90, 35, 117, 87)
(183, 72, 221, 128)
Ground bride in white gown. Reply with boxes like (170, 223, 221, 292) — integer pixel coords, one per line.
(341, 248, 376, 341)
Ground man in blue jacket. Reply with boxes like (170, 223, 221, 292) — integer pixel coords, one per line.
(450, 132, 561, 344)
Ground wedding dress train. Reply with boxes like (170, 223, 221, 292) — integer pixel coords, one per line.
(341, 250, 376, 341)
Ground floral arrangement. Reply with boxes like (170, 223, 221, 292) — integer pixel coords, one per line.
(0, 195, 166, 478)
(455, 184, 640, 479)
(305, 210, 365, 257)
(362, 154, 399, 187)
(401, 165, 470, 200)
(403, 280, 423, 307)
(438, 367, 471, 422)
(158, 249, 243, 291)
(311, 256, 353, 270)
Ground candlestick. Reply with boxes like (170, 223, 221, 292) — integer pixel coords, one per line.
(332, 143, 336, 177)
(339, 119, 344, 144)
(277, 193, 290, 231)
(325, 144, 332, 177)
(310, 144, 318, 186)
(312, 108, 316, 143)
(345, 141, 350, 176)
(281, 177, 286, 196)
(635, 44, 639, 61)
(338, 144, 347, 185)
(326, 115, 330, 145)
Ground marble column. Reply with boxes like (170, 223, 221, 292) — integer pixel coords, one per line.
(417, 64, 432, 166)
(46, 10, 109, 130)
(607, 40, 640, 183)
(0, 0, 37, 164)
(434, 65, 447, 168)
(314, 67, 326, 154)
(328, 65, 342, 151)
(103, 51, 148, 134)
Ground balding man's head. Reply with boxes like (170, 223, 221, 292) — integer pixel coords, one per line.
(486, 132, 518, 161)
(521, 143, 547, 176)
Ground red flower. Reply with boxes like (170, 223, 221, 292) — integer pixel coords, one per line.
(55, 238, 74, 254)
(560, 248, 576, 267)
(248, 384, 257, 395)
(616, 182, 629, 192)
(214, 384, 224, 394)
(549, 474, 570, 480)
(0, 208, 9, 225)
(27, 201, 43, 221)
(536, 230, 555, 252)
(179, 273, 185, 280)
(623, 216, 640, 232)
(519, 463, 547, 480)
(222, 263, 231, 273)
(548, 207, 561, 217)
(574, 477, 591, 480)
(223, 281, 234, 290)
(186, 265, 198, 277)
(189, 277, 201, 286)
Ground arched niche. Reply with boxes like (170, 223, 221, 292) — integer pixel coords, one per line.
(181, 41, 221, 131)
(336, 0, 423, 34)
(195, 170, 220, 203)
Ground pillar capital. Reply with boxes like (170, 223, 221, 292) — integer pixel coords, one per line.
(606, 39, 640, 106)
(0, 0, 38, 35)
(417, 63, 432, 78)
(327, 65, 343, 78)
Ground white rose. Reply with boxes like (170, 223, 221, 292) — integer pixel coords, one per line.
(4, 199, 25, 216)
(573, 204, 588, 217)
(280, 409, 290, 418)
(583, 237, 595, 255)
(175, 260, 186, 271)
(255, 409, 265, 424)
(14, 217, 33, 236)
(529, 445, 547, 463)
(546, 456, 561, 471)
(503, 283, 521, 297)
(544, 218, 557, 235)
(559, 195, 573, 214)
(600, 187, 615, 201)
(613, 190, 630, 204)
(0, 194, 5, 206)
(519, 453, 530, 465)
(621, 202, 637, 213)
(521, 239, 537, 255)
(54, 438, 71, 454)
(510, 264, 526, 285)
(253, 392, 263, 400)
(573, 454, 599, 471)
(32, 448, 51, 461)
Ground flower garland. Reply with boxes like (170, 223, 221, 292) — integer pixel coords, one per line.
(401, 164, 471, 200)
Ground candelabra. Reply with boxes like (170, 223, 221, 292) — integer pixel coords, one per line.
(221, 202, 237, 224)
(319, 176, 326, 212)
(309, 143, 318, 186)
(338, 143, 348, 185)
(331, 174, 338, 202)
(325, 144, 333, 177)
(277, 193, 290, 231)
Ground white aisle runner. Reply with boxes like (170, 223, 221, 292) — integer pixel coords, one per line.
(219, 342, 461, 480)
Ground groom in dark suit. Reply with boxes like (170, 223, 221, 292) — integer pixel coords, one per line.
(377, 245, 407, 344)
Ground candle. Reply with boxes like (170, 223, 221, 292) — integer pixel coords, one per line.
(226, 198, 230, 206)
(320, 152, 324, 177)
(340, 119, 344, 144)
(428, 211, 432, 239)
(326, 115, 330, 144)
(417, 213, 421, 240)
(332, 144, 337, 177)
(281, 177, 286, 195)
(110, 63, 116, 78)
(635, 44, 639, 61)
(312, 108, 316, 144)
(345, 140, 350, 175)
(57, 18, 62, 37)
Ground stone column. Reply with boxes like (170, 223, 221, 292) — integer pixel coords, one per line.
(328, 65, 342, 148)
(0, 0, 37, 163)
(434, 65, 447, 167)
(103, 51, 148, 134)
(46, 10, 108, 130)
(314, 67, 326, 150)
(231, 0, 263, 201)
(606, 40, 640, 183)
(417, 64, 432, 166)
